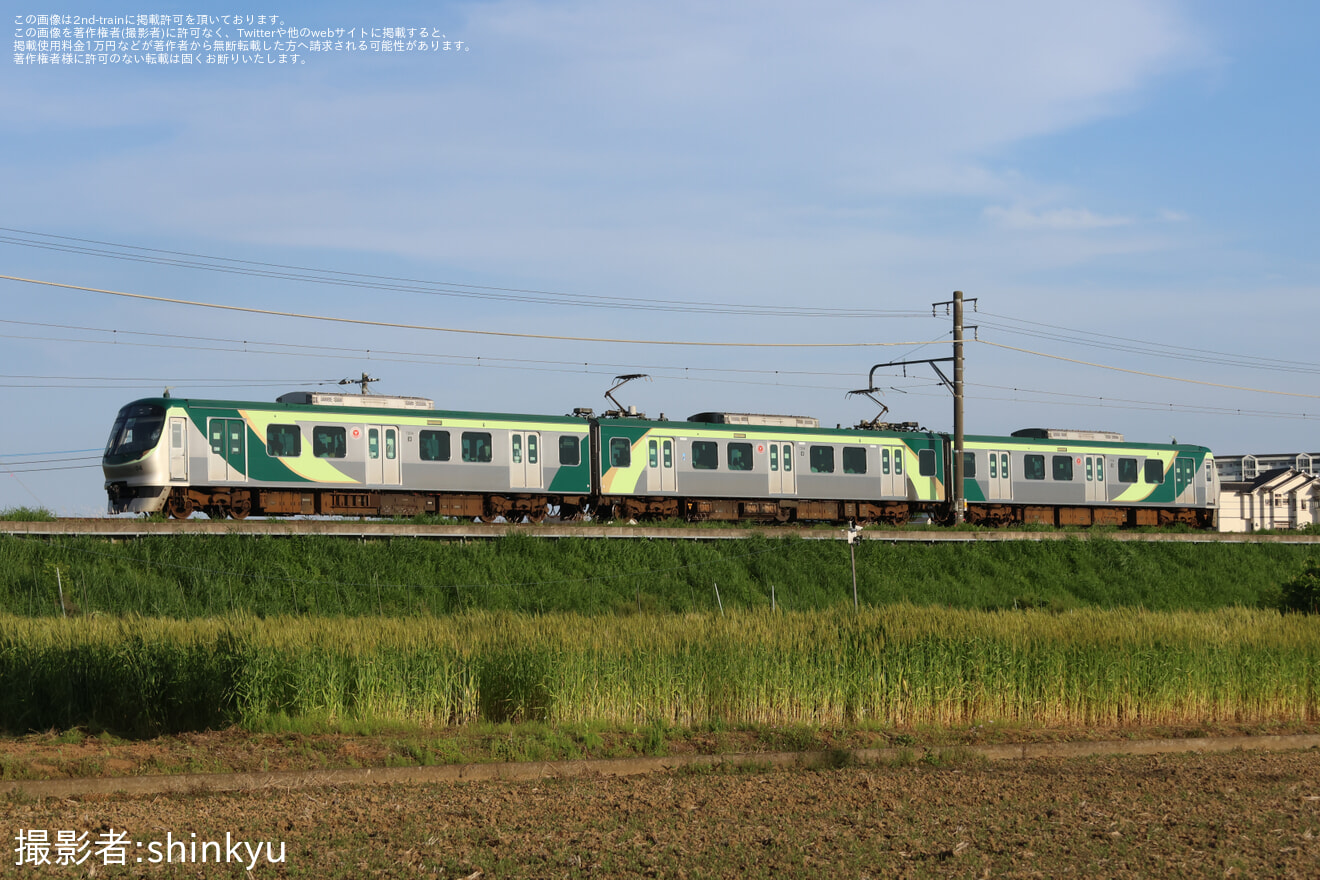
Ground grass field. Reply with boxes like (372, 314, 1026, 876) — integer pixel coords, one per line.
(2, 606, 1317, 737)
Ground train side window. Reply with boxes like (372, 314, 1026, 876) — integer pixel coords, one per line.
(1053, 455, 1073, 481)
(267, 424, 301, 458)
(843, 447, 867, 475)
(918, 448, 935, 477)
(609, 437, 632, 468)
(1144, 459, 1165, 484)
(692, 440, 718, 470)
(727, 442, 754, 471)
(810, 445, 835, 474)
(558, 435, 580, 466)
(462, 431, 493, 463)
(1024, 454, 1045, 480)
(420, 430, 451, 462)
(1118, 458, 1137, 483)
(313, 426, 346, 459)
(963, 452, 976, 479)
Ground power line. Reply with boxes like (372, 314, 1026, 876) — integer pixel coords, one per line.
(977, 310, 1320, 375)
(0, 227, 928, 320)
(977, 338, 1320, 400)
(0, 274, 943, 349)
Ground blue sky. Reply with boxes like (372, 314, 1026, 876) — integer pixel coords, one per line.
(3, 0, 1318, 514)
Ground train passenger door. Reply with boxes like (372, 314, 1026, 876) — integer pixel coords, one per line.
(1174, 456, 1195, 503)
(207, 418, 246, 481)
(1084, 454, 1105, 503)
(366, 426, 401, 486)
(510, 431, 543, 489)
(879, 445, 905, 497)
(646, 437, 676, 492)
(769, 442, 796, 494)
(168, 417, 188, 481)
(987, 450, 1011, 500)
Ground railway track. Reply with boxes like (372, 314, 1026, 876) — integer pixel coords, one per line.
(4, 518, 1319, 543)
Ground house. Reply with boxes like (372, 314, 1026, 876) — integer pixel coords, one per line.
(1218, 467, 1320, 532)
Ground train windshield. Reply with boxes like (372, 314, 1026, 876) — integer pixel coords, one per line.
(104, 403, 166, 464)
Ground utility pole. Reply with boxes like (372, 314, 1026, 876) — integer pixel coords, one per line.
(952, 290, 965, 524)
(860, 290, 976, 525)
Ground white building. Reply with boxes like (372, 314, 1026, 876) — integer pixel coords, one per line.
(1216, 452, 1317, 482)
(1218, 467, 1320, 532)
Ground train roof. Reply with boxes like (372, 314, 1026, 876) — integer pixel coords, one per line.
(118, 396, 590, 426)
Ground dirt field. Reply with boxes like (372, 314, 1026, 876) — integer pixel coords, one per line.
(5, 744, 1319, 878)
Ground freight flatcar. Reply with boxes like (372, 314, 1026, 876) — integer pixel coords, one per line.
(102, 391, 1218, 527)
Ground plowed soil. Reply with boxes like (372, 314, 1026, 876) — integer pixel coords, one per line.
(5, 745, 1319, 878)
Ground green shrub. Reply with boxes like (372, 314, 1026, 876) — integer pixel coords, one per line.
(1279, 558, 1320, 614)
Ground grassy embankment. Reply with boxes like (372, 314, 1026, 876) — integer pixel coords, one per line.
(1, 531, 1315, 617)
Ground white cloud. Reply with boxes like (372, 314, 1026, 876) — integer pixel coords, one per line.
(983, 205, 1135, 230)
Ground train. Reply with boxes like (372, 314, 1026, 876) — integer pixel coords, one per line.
(102, 389, 1219, 528)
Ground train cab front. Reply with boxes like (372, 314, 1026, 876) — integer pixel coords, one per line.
(102, 400, 171, 514)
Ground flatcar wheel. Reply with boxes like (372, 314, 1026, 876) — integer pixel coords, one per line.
(166, 493, 194, 519)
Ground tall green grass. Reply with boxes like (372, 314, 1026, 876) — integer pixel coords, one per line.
(1, 534, 1314, 618)
(2, 607, 1316, 735)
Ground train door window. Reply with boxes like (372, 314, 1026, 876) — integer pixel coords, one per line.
(267, 425, 301, 458)
(843, 447, 867, 475)
(663, 440, 673, 468)
(1118, 458, 1137, 483)
(918, 448, 936, 477)
(1052, 455, 1073, 481)
(728, 442, 754, 471)
(1095, 457, 1103, 481)
(527, 434, 537, 464)
(558, 435, 580, 466)
(1001, 454, 1009, 479)
(368, 428, 380, 460)
(692, 441, 718, 470)
(782, 445, 792, 472)
(1085, 457, 1093, 481)
(990, 454, 996, 479)
(1024, 454, 1045, 480)
(609, 437, 631, 468)
(386, 430, 397, 460)
(882, 449, 890, 474)
(894, 451, 903, 475)
(1144, 459, 1165, 484)
(512, 434, 522, 464)
(462, 431, 493, 463)
(313, 426, 346, 459)
(420, 430, 450, 462)
(770, 444, 779, 471)
(648, 439, 658, 468)
(962, 452, 976, 479)
(810, 445, 835, 474)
